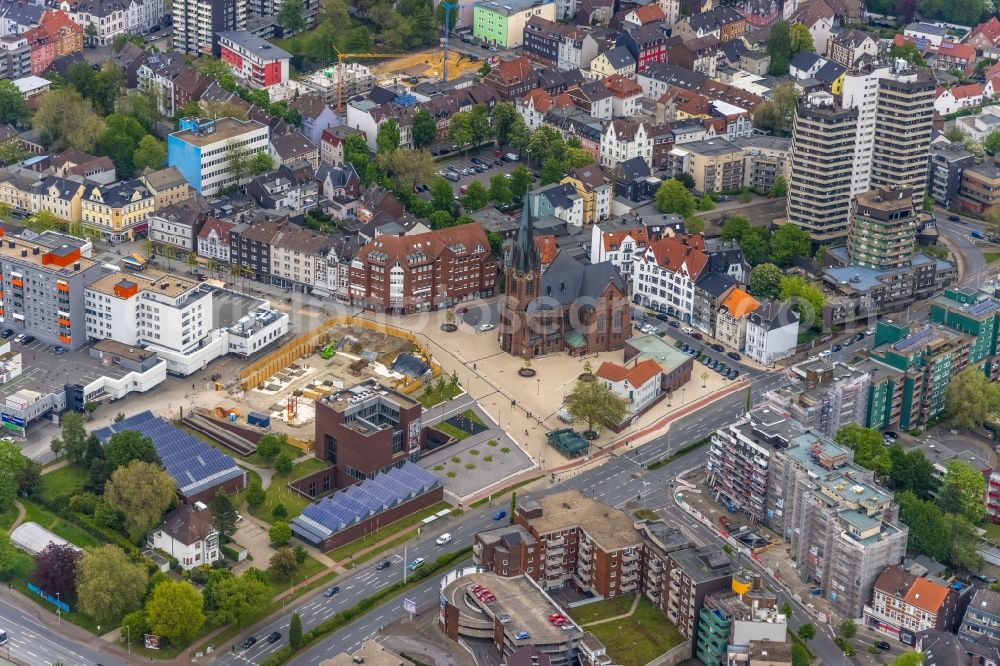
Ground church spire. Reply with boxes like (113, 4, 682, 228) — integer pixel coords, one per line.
(511, 204, 539, 273)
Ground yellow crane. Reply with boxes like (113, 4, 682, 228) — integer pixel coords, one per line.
(330, 45, 407, 113)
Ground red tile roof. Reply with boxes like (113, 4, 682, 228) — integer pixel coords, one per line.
(495, 56, 535, 84)
(644, 234, 708, 278)
(949, 83, 983, 100)
(602, 74, 643, 98)
(601, 227, 649, 251)
(968, 16, 1000, 45)
(904, 578, 952, 615)
(720, 288, 759, 318)
(534, 234, 558, 265)
(630, 4, 666, 23)
(596, 358, 663, 387)
(937, 40, 976, 62)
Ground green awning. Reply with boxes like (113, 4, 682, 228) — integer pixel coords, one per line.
(564, 329, 586, 349)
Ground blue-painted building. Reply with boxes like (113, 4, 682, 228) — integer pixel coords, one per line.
(167, 117, 271, 196)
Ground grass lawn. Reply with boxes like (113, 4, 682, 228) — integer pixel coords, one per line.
(290, 457, 330, 479)
(38, 465, 88, 505)
(569, 594, 636, 625)
(460, 409, 485, 427)
(21, 500, 103, 550)
(984, 521, 1000, 545)
(244, 438, 310, 467)
(434, 421, 472, 442)
(417, 382, 462, 408)
(0, 501, 19, 532)
(263, 553, 327, 598)
(581, 597, 684, 666)
(325, 501, 454, 563)
(986, 253, 1000, 264)
(10, 577, 103, 634)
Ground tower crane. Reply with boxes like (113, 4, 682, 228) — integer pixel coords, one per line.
(329, 45, 407, 113)
(440, 1, 478, 82)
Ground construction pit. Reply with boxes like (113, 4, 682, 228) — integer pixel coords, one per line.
(230, 323, 433, 438)
(370, 48, 483, 80)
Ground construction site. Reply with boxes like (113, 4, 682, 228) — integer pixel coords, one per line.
(187, 317, 442, 451)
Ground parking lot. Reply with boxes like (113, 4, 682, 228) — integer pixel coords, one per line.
(424, 146, 536, 200)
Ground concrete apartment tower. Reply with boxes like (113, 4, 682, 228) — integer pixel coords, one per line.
(788, 61, 934, 243)
(848, 186, 917, 270)
(786, 92, 858, 242)
(172, 0, 246, 56)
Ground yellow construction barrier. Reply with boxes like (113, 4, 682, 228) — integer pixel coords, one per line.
(239, 315, 441, 391)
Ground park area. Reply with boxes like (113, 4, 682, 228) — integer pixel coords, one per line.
(568, 595, 685, 666)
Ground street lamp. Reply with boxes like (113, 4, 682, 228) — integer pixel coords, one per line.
(56, 592, 60, 624)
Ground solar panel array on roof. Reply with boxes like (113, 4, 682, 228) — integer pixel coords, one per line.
(291, 462, 440, 545)
(892, 326, 934, 353)
(94, 410, 244, 497)
(968, 299, 1000, 317)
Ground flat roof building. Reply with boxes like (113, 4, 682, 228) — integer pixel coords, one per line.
(167, 117, 270, 196)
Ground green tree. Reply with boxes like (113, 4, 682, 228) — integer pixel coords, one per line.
(936, 460, 987, 522)
(491, 102, 521, 147)
(376, 120, 401, 155)
(132, 135, 166, 171)
(412, 109, 436, 148)
(84, 22, 98, 47)
(510, 166, 531, 198)
(269, 521, 292, 545)
(0, 80, 28, 126)
(839, 619, 856, 640)
(212, 573, 268, 626)
(104, 460, 176, 541)
(740, 226, 772, 266)
(269, 547, 298, 582)
(469, 106, 491, 146)
(985, 130, 1000, 156)
(769, 176, 788, 198)
(274, 452, 294, 475)
(16, 458, 41, 498)
(565, 379, 628, 435)
(779, 276, 824, 328)
(697, 196, 715, 211)
(791, 642, 810, 666)
(462, 181, 489, 210)
(835, 425, 890, 476)
(76, 545, 148, 625)
(686, 216, 706, 234)
(489, 174, 513, 206)
(0, 440, 27, 513)
(290, 611, 303, 648)
(563, 147, 593, 170)
(789, 23, 815, 54)
(145, 580, 204, 645)
(345, 26, 372, 52)
(343, 134, 370, 175)
(209, 488, 239, 540)
(450, 111, 473, 151)
(251, 151, 275, 176)
(540, 159, 563, 186)
(103, 429, 158, 473)
(780, 602, 792, 618)
(0, 139, 25, 166)
(887, 445, 937, 499)
(380, 148, 435, 189)
(121, 610, 149, 645)
(720, 216, 751, 242)
(946, 514, 983, 572)
(946, 366, 1000, 429)
(256, 433, 286, 461)
(33, 88, 105, 153)
(797, 623, 816, 641)
(890, 653, 924, 666)
(655, 179, 696, 216)
(898, 491, 950, 562)
(767, 20, 792, 75)
(749, 263, 783, 300)
(246, 481, 266, 507)
(226, 141, 251, 182)
(277, 0, 307, 32)
(528, 126, 566, 165)
(430, 177, 455, 212)
(888, 42, 926, 66)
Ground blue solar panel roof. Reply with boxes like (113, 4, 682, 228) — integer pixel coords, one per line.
(292, 462, 440, 543)
(94, 410, 244, 497)
(968, 298, 1000, 317)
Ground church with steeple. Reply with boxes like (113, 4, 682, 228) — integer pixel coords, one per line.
(498, 206, 632, 359)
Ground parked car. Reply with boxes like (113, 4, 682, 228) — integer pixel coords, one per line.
(22, 335, 35, 345)
(479, 323, 495, 331)
(831, 344, 841, 352)
(376, 559, 392, 571)
(655, 313, 669, 321)
(668, 320, 679, 328)
(515, 632, 530, 640)
(818, 349, 832, 358)
(727, 351, 741, 361)
(242, 637, 257, 649)
(0, 329, 11, 338)
(13, 334, 24, 343)
(493, 509, 507, 521)
(948, 215, 961, 223)
(682, 326, 694, 334)
(436, 533, 452, 545)
(408, 557, 426, 570)
(710, 344, 724, 352)
(730, 370, 740, 380)
(266, 632, 281, 644)
(883, 431, 898, 441)
(323, 585, 340, 597)
(691, 332, 703, 340)
(973, 573, 999, 584)
(53, 346, 67, 355)
(875, 641, 891, 651)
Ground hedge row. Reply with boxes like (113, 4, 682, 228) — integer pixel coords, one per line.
(260, 547, 473, 666)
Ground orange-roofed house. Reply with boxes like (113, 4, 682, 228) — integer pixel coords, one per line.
(517, 89, 556, 130)
(965, 16, 1000, 55)
(863, 566, 961, 645)
(934, 83, 983, 116)
(595, 358, 664, 415)
(933, 41, 976, 75)
(623, 4, 666, 30)
(715, 287, 758, 351)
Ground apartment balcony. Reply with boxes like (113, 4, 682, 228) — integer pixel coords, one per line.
(622, 551, 639, 564)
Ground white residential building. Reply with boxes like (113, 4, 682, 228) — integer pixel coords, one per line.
(934, 84, 984, 116)
(167, 117, 271, 197)
(528, 182, 584, 228)
(589, 222, 649, 277)
(172, 0, 247, 56)
(600, 119, 652, 169)
(595, 358, 663, 415)
(744, 300, 799, 365)
(147, 505, 220, 570)
(634, 235, 709, 322)
(61, 0, 165, 46)
(196, 217, 234, 264)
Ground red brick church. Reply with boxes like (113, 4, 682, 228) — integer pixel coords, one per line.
(498, 207, 632, 358)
